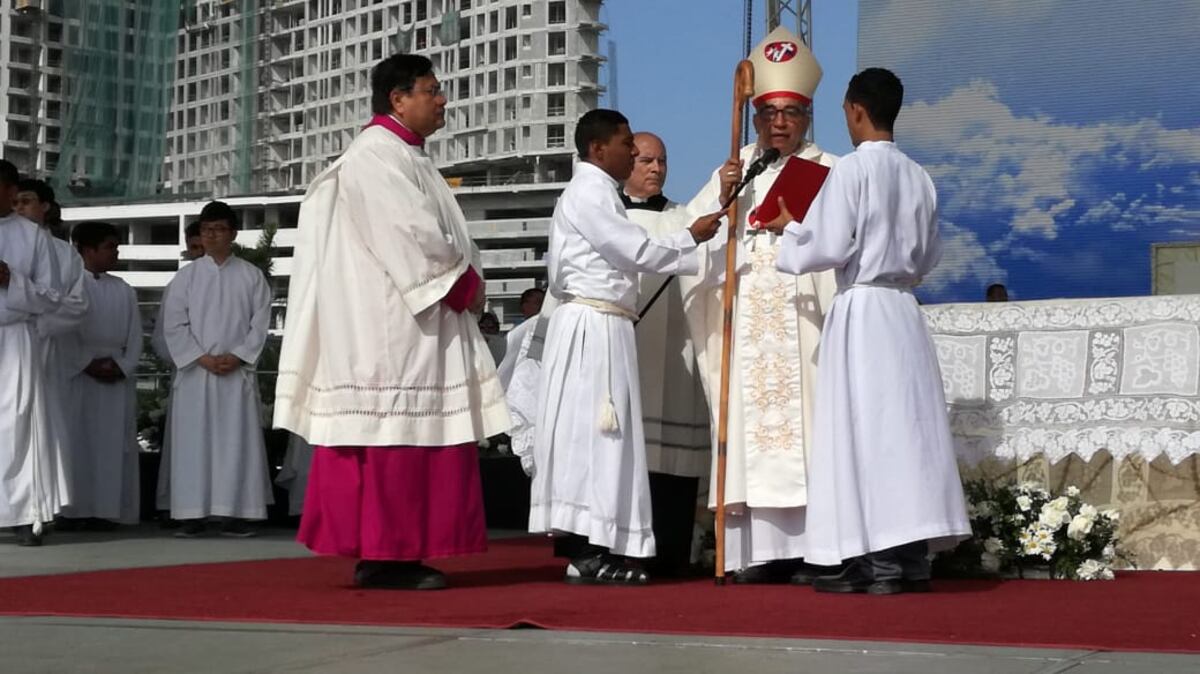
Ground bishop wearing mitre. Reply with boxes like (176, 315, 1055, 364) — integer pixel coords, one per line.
(680, 27, 839, 582)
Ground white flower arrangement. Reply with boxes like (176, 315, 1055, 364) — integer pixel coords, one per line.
(940, 480, 1125, 580)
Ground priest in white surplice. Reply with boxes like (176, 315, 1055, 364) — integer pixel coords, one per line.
(620, 132, 711, 577)
(163, 200, 273, 538)
(0, 159, 71, 546)
(275, 55, 509, 590)
(528, 110, 722, 585)
(681, 27, 838, 580)
(775, 68, 970, 594)
(59, 222, 142, 527)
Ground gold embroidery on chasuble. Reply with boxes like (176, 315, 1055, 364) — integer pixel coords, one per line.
(738, 240, 805, 455)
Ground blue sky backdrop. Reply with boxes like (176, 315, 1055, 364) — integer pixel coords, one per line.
(860, 0, 1200, 303)
(603, 0, 1200, 303)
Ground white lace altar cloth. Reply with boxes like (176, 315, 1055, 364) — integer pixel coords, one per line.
(925, 294, 1200, 467)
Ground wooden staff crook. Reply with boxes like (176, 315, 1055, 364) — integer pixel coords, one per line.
(714, 59, 755, 585)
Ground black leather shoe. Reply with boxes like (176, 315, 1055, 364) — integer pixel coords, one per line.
(790, 562, 844, 586)
(14, 525, 42, 547)
(354, 561, 447, 590)
(902, 578, 932, 593)
(812, 562, 875, 593)
(865, 579, 905, 595)
(734, 559, 801, 584)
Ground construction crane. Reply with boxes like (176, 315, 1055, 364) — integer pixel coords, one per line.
(767, 0, 813, 47)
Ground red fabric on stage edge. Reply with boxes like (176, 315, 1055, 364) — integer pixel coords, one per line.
(297, 444, 487, 561)
(441, 266, 481, 313)
(1, 538, 1198, 653)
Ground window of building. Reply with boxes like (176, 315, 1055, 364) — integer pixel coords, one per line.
(522, 33, 532, 49)
(549, 1, 566, 24)
(505, 6, 517, 29)
(522, 3, 532, 18)
(521, 64, 532, 78)
(547, 63, 565, 86)
(522, 95, 531, 109)
(416, 26, 427, 50)
(547, 92, 565, 117)
(548, 32, 566, 56)
(416, 0, 427, 21)
(547, 124, 565, 148)
(403, 1, 412, 24)
(505, 35, 517, 60)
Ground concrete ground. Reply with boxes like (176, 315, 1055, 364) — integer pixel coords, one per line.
(2, 526, 1198, 674)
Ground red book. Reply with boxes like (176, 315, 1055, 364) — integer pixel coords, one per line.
(749, 156, 831, 228)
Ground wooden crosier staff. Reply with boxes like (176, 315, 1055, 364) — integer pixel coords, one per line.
(714, 59, 755, 584)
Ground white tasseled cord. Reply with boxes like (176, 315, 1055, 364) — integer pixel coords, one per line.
(597, 317, 620, 434)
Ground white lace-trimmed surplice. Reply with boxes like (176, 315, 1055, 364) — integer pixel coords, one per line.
(0, 214, 70, 529)
(60, 272, 142, 523)
(274, 125, 509, 447)
(528, 161, 699, 558)
(776, 140, 971, 565)
(163, 255, 274, 520)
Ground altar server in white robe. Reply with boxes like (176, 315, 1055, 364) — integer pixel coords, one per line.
(163, 200, 273, 538)
(59, 222, 142, 526)
(153, 220, 204, 513)
(0, 159, 71, 546)
(681, 26, 839, 581)
(276, 54, 510, 591)
(621, 132, 711, 576)
(774, 68, 970, 594)
(16, 181, 89, 518)
(528, 109, 723, 585)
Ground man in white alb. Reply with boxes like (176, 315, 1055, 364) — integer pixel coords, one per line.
(163, 200, 273, 538)
(59, 221, 143, 528)
(774, 68, 970, 594)
(0, 159, 70, 546)
(527, 109, 722, 585)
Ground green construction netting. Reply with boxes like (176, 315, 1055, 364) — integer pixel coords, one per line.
(51, 2, 178, 203)
(233, 0, 257, 194)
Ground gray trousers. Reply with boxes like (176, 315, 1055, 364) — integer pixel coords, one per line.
(865, 540, 930, 581)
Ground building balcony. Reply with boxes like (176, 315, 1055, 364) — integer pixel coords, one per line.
(466, 218, 550, 240)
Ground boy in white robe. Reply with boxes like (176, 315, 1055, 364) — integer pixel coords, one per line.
(0, 159, 71, 546)
(527, 109, 723, 585)
(59, 222, 142, 527)
(163, 200, 273, 538)
(773, 68, 971, 594)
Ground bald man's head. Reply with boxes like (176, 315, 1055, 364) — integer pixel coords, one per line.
(626, 132, 667, 199)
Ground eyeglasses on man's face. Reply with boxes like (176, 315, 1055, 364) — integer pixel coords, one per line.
(756, 105, 812, 122)
(406, 84, 443, 98)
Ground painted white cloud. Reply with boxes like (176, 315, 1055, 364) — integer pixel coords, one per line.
(898, 80, 1200, 300)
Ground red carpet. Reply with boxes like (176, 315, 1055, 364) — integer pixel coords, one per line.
(1, 537, 1197, 653)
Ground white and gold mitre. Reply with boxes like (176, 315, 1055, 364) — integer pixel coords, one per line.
(748, 26, 822, 106)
